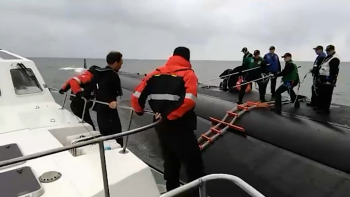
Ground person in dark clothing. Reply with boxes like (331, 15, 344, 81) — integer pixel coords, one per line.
(218, 48, 252, 92)
(264, 46, 281, 98)
(238, 50, 268, 104)
(273, 53, 300, 114)
(315, 45, 340, 114)
(241, 47, 253, 67)
(59, 65, 100, 130)
(219, 65, 244, 92)
(307, 45, 326, 107)
(82, 51, 124, 146)
(131, 47, 204, 197)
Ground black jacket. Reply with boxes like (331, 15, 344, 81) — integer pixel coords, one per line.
(312, 55, 326, 79)
(277, 61, 294, 77)
(82, 66, 123, 112)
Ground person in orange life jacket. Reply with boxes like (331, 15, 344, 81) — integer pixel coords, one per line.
(263, 46, 281, 98)
(131, 47, 204, 195)
(59, 65, 100, 130)
(81, 51, 124, 146)
(238, 50, 268, 104)
(307, 45, 326, 108)
(315, 45, 340, 114)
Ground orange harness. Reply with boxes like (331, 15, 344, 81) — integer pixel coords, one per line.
(236, 77, 252, 93)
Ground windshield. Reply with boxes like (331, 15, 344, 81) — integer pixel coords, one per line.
(10, 66, 43, 95)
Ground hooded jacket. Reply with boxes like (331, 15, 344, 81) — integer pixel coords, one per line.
(61, 70, 94, 94)
(131, 55, 197, 125)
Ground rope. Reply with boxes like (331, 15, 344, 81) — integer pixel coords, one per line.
(230, 74, 274, 89)
(199, 67, 260, 84)
(48, 87, 153, 114)
(292, 71, 311, 106)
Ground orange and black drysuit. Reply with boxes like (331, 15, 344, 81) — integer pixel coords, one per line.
(131, 54, 204, 193)
(60, 66, 99, 130)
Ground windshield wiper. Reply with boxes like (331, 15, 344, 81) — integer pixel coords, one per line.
(17, 63, 37, 81)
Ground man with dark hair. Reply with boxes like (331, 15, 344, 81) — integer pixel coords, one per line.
(131, 47, 204, 196)
(238, 50, 268, 104)
(316, 45, 340, 114)
(82, 51, 124, 146)
(264, 46, 281, 98)
(241, 47, 253, 67)
(307, 45, 326, 107)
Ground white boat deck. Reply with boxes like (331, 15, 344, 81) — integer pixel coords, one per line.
(0, 50, 160, 197)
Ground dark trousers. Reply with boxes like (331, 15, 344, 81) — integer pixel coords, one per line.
(239, 82, 267, 102)
(310, 83, 320, 106)
(156, 122, 204, 196)
(70, 98, 96, 131)
(317, 84, 334, 112)
(97, 109, 123, 146)
(270, 73, 277, 95)
(275, 84, 299, 112)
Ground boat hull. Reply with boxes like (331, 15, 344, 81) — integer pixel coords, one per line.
(120, 73, 350, 197)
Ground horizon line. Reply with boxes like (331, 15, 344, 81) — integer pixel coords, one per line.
(27, 56, 318, 62)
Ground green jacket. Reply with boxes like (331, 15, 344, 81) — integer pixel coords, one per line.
(242, 53, 253, 68)
(282, 60, 299, 82)
(244, 57, 267, 78)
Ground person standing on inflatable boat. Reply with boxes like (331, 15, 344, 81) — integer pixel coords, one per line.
(307, 45, 326, 108)
(237, 50, 268, 104)
(263, 46, 281, 98)
(241, 47, 253, 66)
(273, 53, 300, 114)
(315, 45, 340, 114)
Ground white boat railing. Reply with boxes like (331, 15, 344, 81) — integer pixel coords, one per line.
(160, 174, 265, 197)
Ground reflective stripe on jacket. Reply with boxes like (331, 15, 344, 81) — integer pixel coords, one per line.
(61, 70, 93, 94)
(131, 55, 197, 121)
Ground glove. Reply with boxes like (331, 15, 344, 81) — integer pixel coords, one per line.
(135, 111, 144, 116)
(75, 91, 83, 98)
(284, 81, 291, 88)
(58, 89, 65, 94)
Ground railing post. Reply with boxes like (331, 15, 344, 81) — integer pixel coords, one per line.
(60, 93, 68, 110)
(80, 98, 87, 123)
(121, 110, 134, 154)
(199, 179, 207, 197)
(98, 141, 110, 197)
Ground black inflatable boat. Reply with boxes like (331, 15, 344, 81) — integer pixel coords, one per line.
(120, 72, 350, 197)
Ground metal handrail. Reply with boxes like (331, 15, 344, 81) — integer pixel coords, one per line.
(0, 119, 160, 168)
(160, 174, 265, 197)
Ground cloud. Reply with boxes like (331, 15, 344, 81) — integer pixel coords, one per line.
(0, 0, 349, 61)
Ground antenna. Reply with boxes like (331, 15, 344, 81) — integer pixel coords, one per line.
(83, 59, 87, 69)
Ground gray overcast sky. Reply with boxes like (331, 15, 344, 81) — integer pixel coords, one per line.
(1, 0, 349, 61)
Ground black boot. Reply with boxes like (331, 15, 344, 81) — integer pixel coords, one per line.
(294, 101, 300, 109)
(315, 109, 330, 114)
(306, 102, 316, 107)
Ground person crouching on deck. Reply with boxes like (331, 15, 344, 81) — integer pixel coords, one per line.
(59, 65, 99, 130)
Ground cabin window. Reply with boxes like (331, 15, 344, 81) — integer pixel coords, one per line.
(10, 68, 43, 95)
